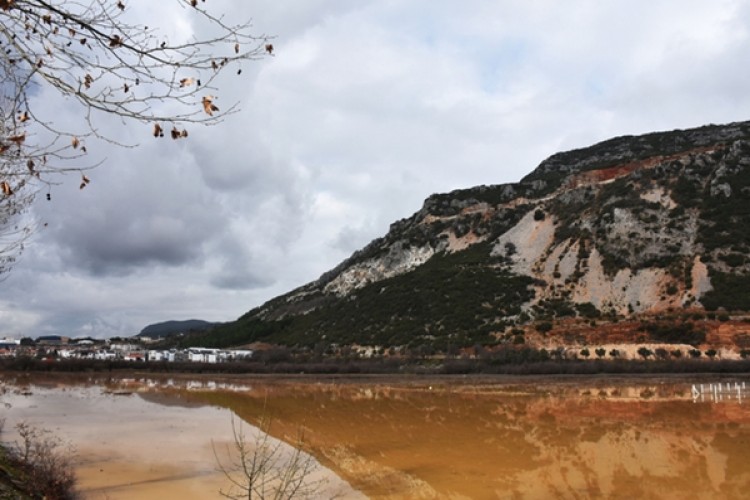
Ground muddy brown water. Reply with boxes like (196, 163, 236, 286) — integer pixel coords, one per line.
(2, 373, 750, 499)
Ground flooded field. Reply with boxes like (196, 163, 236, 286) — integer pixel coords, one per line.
(0, 374, 360, 499)
(2, 373, 750, 499)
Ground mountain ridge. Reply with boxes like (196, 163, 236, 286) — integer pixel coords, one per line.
(181, 120, 750, 354)
(139, 319, 219, 338)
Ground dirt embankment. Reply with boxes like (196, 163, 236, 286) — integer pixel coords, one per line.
(524, 314, 750, 359)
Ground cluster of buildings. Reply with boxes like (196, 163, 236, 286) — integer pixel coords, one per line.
(0, 335, 253, 364)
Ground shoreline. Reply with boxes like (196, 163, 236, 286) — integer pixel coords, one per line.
(5, 368, 750, 388)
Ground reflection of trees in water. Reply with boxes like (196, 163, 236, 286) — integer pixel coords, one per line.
(183, 383, 750, 499)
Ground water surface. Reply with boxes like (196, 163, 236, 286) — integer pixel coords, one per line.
(2, 374, 750, 499)
(0, 375, 359, 499)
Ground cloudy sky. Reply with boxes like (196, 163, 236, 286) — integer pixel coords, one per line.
(2, 0, 750, 338)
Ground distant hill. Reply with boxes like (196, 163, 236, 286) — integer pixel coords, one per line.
(180, 121, 750, 354)
(139, 319, 219, 338)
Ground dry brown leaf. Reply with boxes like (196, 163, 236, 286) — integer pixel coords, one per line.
(0, 0, 14, 11)
(168, 128, 189, 139)
(18, 111, 29, 122)
(153, 123, 163, 138)
(117, 1, 125, 9)
(109, 34, 122, 48)
(201, 96, 219, 116)
(1, 181, 13, 196)
(123, 83, 129, 92)
(234, 42, 239, 54)
(84, 74, 93, 89)
(7, 133, 25, 144)
(265, 43, 274, 54)
(179, 77, 194, 88)
(71, 136, 80, 149)
(190, 0, 197, 6)
(0, 145, 9, 155)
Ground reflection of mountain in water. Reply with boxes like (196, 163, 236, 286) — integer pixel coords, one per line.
(109, 378, 256, 409)
(137, 391, 209, 409)
(181, 381, 750, 499)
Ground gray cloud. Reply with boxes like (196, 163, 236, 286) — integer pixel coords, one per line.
(33, 143, 225, 276)
(3, 0, 750, 338)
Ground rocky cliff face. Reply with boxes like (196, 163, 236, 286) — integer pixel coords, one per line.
(210, 121, 750, 350)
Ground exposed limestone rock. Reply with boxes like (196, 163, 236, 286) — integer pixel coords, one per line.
(491, 210, 556, 275)
(487, 201, 705, 315)
(640, 187, 677, 209)
(445, 230, 485, 252)
(570, 248, 670, 314)
(323, 241, 435, 297)
(691, 256, 712, 304)
(710, 179, 732, 197)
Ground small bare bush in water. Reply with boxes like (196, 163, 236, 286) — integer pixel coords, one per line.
(214, 416, 325, 500)
(8, 422, 77, 499)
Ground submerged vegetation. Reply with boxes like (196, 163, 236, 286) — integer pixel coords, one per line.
(214, 416, 323, 499)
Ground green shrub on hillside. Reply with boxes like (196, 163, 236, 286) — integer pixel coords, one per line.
(641, 321, 706, 346)
(701, 272, 750, 311)
(185, 242, 535, 349)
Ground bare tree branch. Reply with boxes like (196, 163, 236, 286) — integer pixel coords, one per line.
(214, 415, 327, 500)
(0, 0, 272, 272)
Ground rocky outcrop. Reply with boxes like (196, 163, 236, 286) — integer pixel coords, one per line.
(323, 241, 436, 297)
